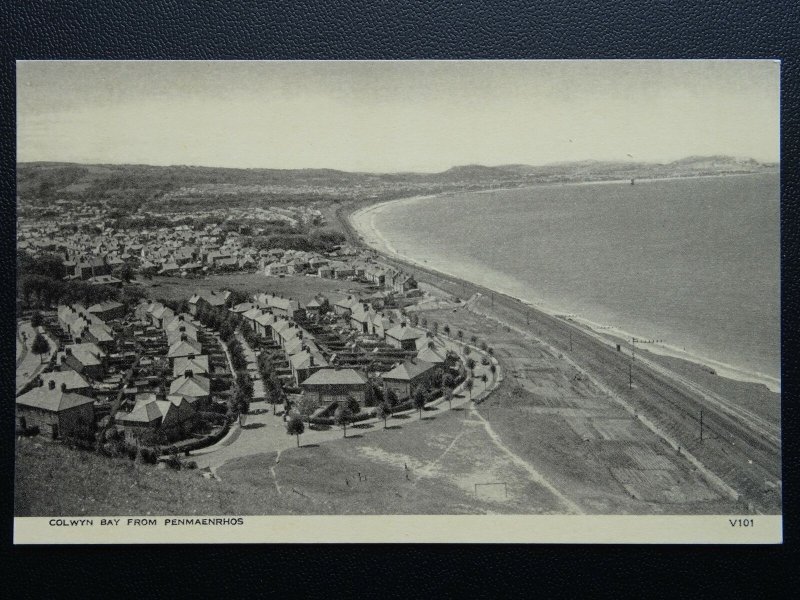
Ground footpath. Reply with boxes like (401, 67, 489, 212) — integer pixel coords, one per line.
(191, 333, 500, 477)
(16, 321, 57, 394)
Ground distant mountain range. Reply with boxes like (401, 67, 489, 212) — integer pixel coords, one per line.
(17, 156, 777, 209)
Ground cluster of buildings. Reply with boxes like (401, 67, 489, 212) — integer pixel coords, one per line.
(234, 288, 453, 417)
(16, 295, 230, 446)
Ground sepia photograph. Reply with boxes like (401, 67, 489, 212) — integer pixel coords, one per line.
(13, 60, 781, 543)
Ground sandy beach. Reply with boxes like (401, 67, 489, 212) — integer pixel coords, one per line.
(350, 192, 781, 393)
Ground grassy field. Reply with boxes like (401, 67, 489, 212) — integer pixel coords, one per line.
(418, 304, 748, 514)
(15, 403, 570, 516)
(139, 273, 374, 304)
(220, 405, 569, 515)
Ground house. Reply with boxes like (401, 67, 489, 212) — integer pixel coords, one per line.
(39, 370, 92, 396)
(87, 300, 125, 321)
(300, 368, 368, 407)
(60, 343, 106, 379)
(172, 355, 209, 378)
(241, 306, 263, 329)
(350, 303, 376, 334)
(264, 262, 289, 276)
(304, 297, 325, 321)
(168, 370, 211, 409)
(150, 304, 175, 329)
(385, 322, 426, 351)
(81, 324, 115, 352)
(254, 310, 277, 338)
(370, 313, 395, 338)
(115, 397, 196, 443)
(16, 379, 95, 439)
(381, 359, 437, 400)
(329, 261, 355, 280)
(333, 295, 359, 317)
(188, 289, 227, 316)
(289, 346, 329, 386)
(167, 335, 203, 363)
(391, 272, 418, 294)
(75, 257, 110, 280)
(416, 344, 448, 366)
(261, 294, 302, 319)
(164, 313, 196, 333)
(167, 324, 199, 345)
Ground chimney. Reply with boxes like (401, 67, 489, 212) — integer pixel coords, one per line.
(65, 347, 72, 355)
(400, 322, 406, 328)
(179, 315, 184, 322)
(61, 382, 67, 392)
(48, 380, 56, 390)
(184, 369, 193, 379)
(179, 326, 186, 333)
(39, 378, 44, 387)
(309, 353, 314, 367)
(181, 333, 187, 342)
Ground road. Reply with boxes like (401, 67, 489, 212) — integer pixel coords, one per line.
(191, 334, 500, 478)
(16, 321, 56, 394)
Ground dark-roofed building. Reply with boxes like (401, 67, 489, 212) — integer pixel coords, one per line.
(385, 322, 425, 351)
(87, 300, 125, 321)
(382, 359, 437, 400)
(60, 342, 106, 379)
(16, 380, 95, 439)
(115, 397, 196, 443)
(300, 368, 368, 407)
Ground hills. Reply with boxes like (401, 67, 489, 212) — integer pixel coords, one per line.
(17, 156, 776, 212)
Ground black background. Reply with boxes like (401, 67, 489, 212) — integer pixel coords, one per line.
(2, 0, 798, 595)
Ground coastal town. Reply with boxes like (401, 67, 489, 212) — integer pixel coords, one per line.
(14, 159, 781, 518)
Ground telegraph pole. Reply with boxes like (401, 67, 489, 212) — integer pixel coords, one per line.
(631, 337, 636, 361)
(569, 331, 573, 352)
(628, 363, 632, 389)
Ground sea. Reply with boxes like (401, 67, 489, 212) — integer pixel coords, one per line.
(364, 173, 780, 389)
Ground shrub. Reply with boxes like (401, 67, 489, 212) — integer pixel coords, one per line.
(136, 447, 158, 464)
(184, 461, 198, 470)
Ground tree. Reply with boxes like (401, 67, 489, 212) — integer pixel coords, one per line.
(443, 373, 455, 389)
(470, 335, 478, 345)
(464, 378, 475, 401)
(286, 414, 305, 447)
(443, 324, 450, 336)
(334, 403, 353, 438)
(488, 347, 494, 356)
(386, 389, 398, 408)
(490, 364, 497, 376)
(464, 346, 471, 356)
(31, 333, 50, 363)
(347, 396, 361, 415)
(466, 357, 476, 375)
(420, 318, 427, 327)
(375, 401, 392, 429)
(432, 321, 439, 334)
(481, 374, 488, 384)
(297, 394, 318, 425)
(479, 341, 488, 352)
(443, 387, 453, 409)
(412, 387, 427, 419)
(30, 311, 43, 328)
(457, 330, 463, 340)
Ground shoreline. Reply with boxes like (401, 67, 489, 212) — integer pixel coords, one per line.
(347, 181, 780, 394)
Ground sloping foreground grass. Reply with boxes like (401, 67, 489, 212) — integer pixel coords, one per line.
(14, 438, 296, 516)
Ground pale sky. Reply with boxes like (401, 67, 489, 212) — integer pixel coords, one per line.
(17, 60, 780, 172)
